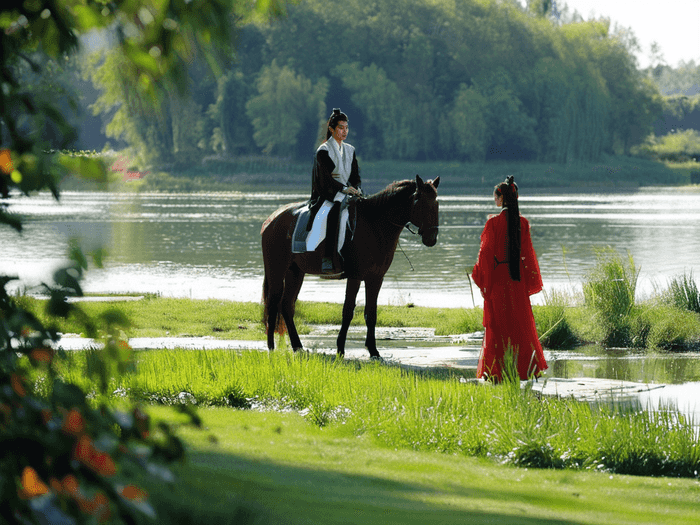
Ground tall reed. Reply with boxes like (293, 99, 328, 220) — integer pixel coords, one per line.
(535, 289, 577, 349)
(667, 271, 700, 314)
(583, 247, 640, 347)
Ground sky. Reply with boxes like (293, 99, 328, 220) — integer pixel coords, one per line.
(524, 0, 700, 69)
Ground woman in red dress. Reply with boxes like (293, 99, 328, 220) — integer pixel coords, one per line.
(472, 176, 547, 381)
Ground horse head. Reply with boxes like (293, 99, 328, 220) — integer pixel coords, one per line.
(411, 175, 440, 247)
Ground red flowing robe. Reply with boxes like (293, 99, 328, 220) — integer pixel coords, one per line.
(472, 210, 547, 380)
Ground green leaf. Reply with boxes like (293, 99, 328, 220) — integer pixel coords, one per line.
(46, 290, 72, 318)
(124, 44, 161, 76)
(71, 5, 105, 31)
(0, 208, 23, 232)
(53, 267, 83, 295)
(52, 379, 87, 408)
(58, 154, 108, 182)
(68, 240, 89, 270)
(90, 247, 107, 269)
(100, 309, 132, 330)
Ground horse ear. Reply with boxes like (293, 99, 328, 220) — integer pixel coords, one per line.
(415, 174, 424, 188)
(432, 176, 440, 189)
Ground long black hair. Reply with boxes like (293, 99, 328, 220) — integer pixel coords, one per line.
(325, 108, 348, 139)
(494, 175, 521, 281)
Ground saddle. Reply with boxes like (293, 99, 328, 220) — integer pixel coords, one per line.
(291, 197, 357, 256)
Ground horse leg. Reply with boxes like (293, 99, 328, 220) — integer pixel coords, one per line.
(280, 265, 305, 351)
(363, 276, 384, 359)
(264, 274, 284, 351)
(337, 278, 362, 357)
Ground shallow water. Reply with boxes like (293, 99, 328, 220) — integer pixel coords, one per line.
(3, 187, 700, 309)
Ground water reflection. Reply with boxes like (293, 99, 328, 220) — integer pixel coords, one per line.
(546, 346, 700, 384)
(2, 187, 699, 309)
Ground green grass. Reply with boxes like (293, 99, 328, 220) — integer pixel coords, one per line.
(18, 291, 700, 351)
(582, 247, 640, 347)
(296, 301, 484, 336)
(138, 407, 700, 525)
(52, 349, 700, 479)
(18, 296, 268, 340)
(666, 271, 700, 315)
(18, 296, 485, 340)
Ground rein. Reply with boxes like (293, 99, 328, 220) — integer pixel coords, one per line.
(398, 222, 438, 236)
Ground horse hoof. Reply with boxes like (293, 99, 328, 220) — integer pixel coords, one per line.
(370, 355, 383, 362)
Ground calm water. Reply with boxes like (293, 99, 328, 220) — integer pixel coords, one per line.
(3, 188, 700, 414)
(3, 187, 699, 308)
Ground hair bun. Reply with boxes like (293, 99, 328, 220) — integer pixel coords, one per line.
(332, 108, 341, 115)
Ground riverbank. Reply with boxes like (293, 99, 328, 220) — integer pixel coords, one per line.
(22, 294, 700, 352)
(58, 153, 699, 194)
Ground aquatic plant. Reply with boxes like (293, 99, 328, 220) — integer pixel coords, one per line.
(534, 289, 577, 349)
(583, 247, 640, 347)
(666, 271, 700, 315)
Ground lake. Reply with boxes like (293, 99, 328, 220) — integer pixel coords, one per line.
(3, 187, 700, 309)
(4, 187, 700, 419)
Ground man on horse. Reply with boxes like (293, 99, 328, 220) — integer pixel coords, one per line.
(308, 108, 362, 274)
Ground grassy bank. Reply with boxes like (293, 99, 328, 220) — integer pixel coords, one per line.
(138, 407, 700, 525)
(58, 153, 699, 195)
(50, 349, 699, 479)
(19, 289, 700, 351)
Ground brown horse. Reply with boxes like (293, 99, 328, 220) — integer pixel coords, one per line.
(261, 175, 440, 359)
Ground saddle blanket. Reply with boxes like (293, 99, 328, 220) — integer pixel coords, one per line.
(292, 197, 350, 254)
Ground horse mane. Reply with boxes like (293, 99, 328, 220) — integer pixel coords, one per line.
(361, 179, 417, 211)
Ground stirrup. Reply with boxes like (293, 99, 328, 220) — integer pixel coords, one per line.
(321, 257, 334, 273)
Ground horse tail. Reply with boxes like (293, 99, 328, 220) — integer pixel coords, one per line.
(261, 270, 287, 336)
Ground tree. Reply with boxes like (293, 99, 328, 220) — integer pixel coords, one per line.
(0, 1, 293, 523)
(204, 68, 255, 155)
(474, 68, 539, 160)
(333, 62, 419, 159)
(246, 60, 328, 159)
(67, 0, 660, 164)
(448, 84, 489, 162)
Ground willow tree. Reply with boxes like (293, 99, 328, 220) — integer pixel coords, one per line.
(246, 60, 328, 159)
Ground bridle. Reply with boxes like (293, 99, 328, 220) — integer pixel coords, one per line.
(388, 184, 438, 237)
(410, 188, 438, 237)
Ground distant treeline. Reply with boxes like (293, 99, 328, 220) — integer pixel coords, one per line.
(22, 0, 699, 171)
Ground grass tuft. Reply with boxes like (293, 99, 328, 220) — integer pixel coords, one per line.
(583, 247, 640, 347)
(666, 271, 700, 314)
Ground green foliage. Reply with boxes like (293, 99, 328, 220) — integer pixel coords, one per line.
(77, 0, 663, 168)
(583, 247, 640, 347)
(447, 84, 489, 161)
(0, 249, 180, 524)
(633, 304, 700, 351)
(246, 60, 328, 158)
(533, 289, 577, 349)
(646, 62, 700, 96)
(205, 69, 255, 155)
(333, 62, 419, 160)
(634, 129, 700, 163)
(1, 1, 294, 523)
